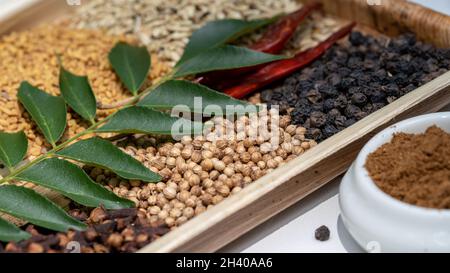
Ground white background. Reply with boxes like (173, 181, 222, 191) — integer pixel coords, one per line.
(0, 0, 449, 253)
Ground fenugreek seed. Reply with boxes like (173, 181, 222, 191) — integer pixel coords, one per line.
(163, 187, 177, 200)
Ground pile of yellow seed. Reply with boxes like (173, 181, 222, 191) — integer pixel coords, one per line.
(0, 26, 169, 158)
(85, 111, 317, 229)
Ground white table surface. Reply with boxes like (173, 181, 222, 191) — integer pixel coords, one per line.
(0, 0, 449, 253)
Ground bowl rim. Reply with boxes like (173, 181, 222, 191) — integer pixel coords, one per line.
(354, 112, 450, 216)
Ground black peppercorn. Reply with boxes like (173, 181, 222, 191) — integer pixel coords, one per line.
(259, 31, 450, 143)
(315, 225, 330, 241)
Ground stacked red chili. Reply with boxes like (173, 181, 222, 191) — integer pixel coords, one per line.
(196, 2, 356, 99)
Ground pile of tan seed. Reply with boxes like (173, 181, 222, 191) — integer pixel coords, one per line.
(72, 0, 343, 66)
(0, 26, 169, 159)
(85, 110, 316, 229)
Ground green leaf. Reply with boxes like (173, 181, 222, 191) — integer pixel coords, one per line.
(176, 18, 277, 66)
(14, 158, 134, 209)
(0, 217, 30, 242)
(17, 81, 67, 147)
(57, 137, 161, 183)
(174, 45, 286, 78)
(0, 131, 27, 170)
(96, 106, 203, 136)
(59, 66, 97, 123)
(108, 42, 151, 95)
(138, 80, 252, 115)
(0, 185, 86, 232)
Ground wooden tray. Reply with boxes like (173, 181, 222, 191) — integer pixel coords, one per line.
(1, 0, 450, 253)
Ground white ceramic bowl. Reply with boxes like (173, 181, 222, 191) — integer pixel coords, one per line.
(339, 112, 450, 253)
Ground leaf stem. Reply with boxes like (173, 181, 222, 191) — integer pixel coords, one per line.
(0, 73, 173, 184)
(97, 73, 173, 109)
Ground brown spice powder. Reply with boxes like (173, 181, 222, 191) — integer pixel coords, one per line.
(365, 126, 450, 209)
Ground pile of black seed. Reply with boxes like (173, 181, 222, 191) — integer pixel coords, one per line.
(0, 207, 170, 253)
(260, 32, 450, 142)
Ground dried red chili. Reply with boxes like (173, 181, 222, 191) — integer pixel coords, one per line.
(224, 22, 357, 99)
(249, 1, 322, 54)
(198, 2, 321, 88)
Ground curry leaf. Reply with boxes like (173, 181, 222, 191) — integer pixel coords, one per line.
(174, 45, 286, 78)
(59, 66, 97, 123)
(176, 17, 277, 66)
(14, 158, 134, 209)
(108, 42, 151, 95)
(0, 185, 86, 232)
(138, 80, 251, 114)
(96, 106, 203, 136)
(0, 217, 31, 242)
(17, 81, 67, 147)
(0, 131, 27, 170)
(57, 137, 161, 183)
